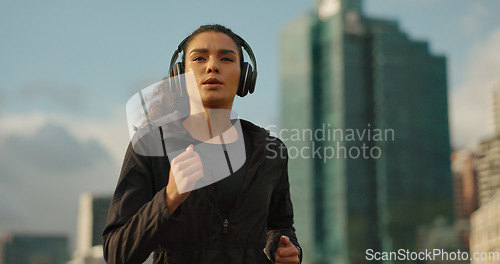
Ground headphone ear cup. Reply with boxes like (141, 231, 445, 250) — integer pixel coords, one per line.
(249, 68, 257, 94)
(238, 62, 253, 97)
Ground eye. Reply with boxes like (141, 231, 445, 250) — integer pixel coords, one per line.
(192, 56, 205, 61)
(221, 57, 234, 62)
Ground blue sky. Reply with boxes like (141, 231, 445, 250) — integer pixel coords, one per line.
(1, 0, 499, 147)
(1, 0, 500, 251)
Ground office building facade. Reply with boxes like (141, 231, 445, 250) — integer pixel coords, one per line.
(0, 233, 68, 264)
(470, 195, 500, 264)
(475, 134, 500, 207)
(281, 0, 453, 263)
(451, 150, 479, 249)
(69, 193, 111, 264)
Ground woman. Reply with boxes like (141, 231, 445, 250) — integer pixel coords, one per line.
(103, 24, 302, 264)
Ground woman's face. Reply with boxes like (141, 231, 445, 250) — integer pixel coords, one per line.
(184, 32, 241, 109)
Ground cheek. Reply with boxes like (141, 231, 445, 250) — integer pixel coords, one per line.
(185, 64, 202, 85)
(230, 67, 241, 87)
(184, 64, 195, 74)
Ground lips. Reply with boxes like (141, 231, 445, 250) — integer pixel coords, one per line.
(203, 78, 223, 85)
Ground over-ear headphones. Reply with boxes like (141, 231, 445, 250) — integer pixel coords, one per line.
(168, 33, 258, 97)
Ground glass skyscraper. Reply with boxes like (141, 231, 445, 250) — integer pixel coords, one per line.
(0, 234, 68, 264)
(281, 0, 453, 263)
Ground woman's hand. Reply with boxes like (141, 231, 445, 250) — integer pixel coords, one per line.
(165, 144, 204, 214)
(274, 236, 300, 264)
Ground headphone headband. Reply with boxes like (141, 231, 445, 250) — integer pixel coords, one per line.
(168, 37, 188, 74)
(238, 36, 258, 78)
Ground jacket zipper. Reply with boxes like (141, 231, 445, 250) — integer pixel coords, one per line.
(223, 218, 229, 234)
(227, 157, 264, 223)
(215, 182, 230, 235)
(218, 129, 265, 235)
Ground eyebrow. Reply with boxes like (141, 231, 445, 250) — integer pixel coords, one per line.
(189, 48, 237, 55)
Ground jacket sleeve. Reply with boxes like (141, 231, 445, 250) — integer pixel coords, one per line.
(102, 143, 178, 263)
(264, 139, 303, 263)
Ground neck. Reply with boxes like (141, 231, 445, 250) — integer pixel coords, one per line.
(204, 108, 233, 137)
(183, 106, 237, 143)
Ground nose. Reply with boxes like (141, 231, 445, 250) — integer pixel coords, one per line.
(206, 58, 219, 73)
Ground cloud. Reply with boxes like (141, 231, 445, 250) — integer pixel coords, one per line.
(17, 80, 88, 112)
(0, 109, 130, 166)
(460, 2, 489, 35)
(450, 28, 500, 149)
(0, 118, 124, 249)
(2, 122, 111, 174)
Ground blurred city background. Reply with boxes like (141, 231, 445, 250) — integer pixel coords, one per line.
(1, 0, 499, 263)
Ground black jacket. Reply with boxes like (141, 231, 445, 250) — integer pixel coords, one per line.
(103, 119, 302, 263)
